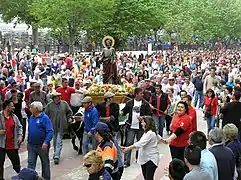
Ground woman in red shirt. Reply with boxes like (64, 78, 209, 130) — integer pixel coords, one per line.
(204, 88, 218, 134)
(162, 101, 192, 162)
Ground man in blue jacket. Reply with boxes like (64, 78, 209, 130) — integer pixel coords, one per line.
(82, 96, 99, 155)
(27, 101, 53, 180)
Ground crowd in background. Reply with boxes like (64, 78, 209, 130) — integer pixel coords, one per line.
(1, 47, 241, 180)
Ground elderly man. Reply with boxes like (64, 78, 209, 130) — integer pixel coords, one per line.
(45, 92, 73, 165)
(82, 96, 99, 155)
(28, 101, 53, 180)
(0, 100, 23, 180)
(209, 127, 236, 180)
(29, 83, 48, 109)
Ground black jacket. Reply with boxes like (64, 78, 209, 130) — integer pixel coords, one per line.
(122, 99, 152, 129)
(221, 101, 241, 130)
(150, 92, 169, 114)
(210, 144, 235, 180)
(95, 102, 119, 132)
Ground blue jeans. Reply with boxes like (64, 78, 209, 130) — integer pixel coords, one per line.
(193, 90, 204, 108)
(53, 133, 63, 159)
(83, 131, 97, 155)
(152, 115, 165, 137)
(207, 115, 216, 134)
(27, 144, 51, 180)
(124, 128, 144, 165)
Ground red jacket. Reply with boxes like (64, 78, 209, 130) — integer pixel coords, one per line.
(170, 114, 192, 147)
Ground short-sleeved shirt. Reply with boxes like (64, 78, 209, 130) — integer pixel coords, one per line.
(170, 114, 192, 147)
(56, 87, 75, 103)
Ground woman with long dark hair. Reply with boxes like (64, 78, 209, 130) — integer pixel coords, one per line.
(204, 89, 218, 134)
(121, 116, 160, 180)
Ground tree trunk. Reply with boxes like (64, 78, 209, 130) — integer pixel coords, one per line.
(32, 25, 38, 47)
(68, 21, 74, 53)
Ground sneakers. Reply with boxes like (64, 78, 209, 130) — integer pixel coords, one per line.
(54, 158, 59, 165)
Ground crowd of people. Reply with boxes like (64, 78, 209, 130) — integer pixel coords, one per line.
(0, 47, 241, 180)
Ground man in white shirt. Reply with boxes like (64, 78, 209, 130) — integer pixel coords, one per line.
(70, 81, 86, 114)
(182, 76, 195, 97)
(121, 87, 152, 168)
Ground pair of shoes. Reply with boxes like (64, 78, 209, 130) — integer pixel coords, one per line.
(54, 158, 59, 165)
(124, 164, 130, 168)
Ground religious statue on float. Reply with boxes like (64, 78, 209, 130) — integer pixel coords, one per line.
(101, 36, 118, 84)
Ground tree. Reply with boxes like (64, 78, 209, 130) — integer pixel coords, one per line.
(0, 0, 39, 46)
(30, 0, 115, 52)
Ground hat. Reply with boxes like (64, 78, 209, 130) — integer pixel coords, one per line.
(82, 96, 92, 103)
(33, 82, 41, 87)
(11, 168, 38, 180)
(52, 92, 61, 97)
(104, 92, 115, 99)
(91, 122, 110, 133)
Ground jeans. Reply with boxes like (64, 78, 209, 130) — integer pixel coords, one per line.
(83, 131, 97, 155)
(152, 115, 165, 137)
(27, 144, 51, 180)
(124, 128, 144, 165)
(193, 90, 204, 108)
(0, 148, 20, 179)
(207, 115, 216, 134)
(141, 160, 157, 180)
(53, 133, 63, 159)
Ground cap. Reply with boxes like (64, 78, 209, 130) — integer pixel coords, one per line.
(11, 168, 38, 180)
(82, 96, 92, 103)
(104, 92, 115, 99)
(91, 122, 110, 133)
(52, 92, 61, 97)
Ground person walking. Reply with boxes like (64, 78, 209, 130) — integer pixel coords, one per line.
(204, 89, 218, 134)
(121, 116, 160, 180)
(0, 100, 23, 180)
(82, 96, 99, 155)
(93, 122, 119, 180)
(120, 87, 152, 168)
(149, 84, 170, 137)
(45, 92, 73, 165)
(162, 101, 192, 162)
(27, 101, 53, 180)
(29, 83, 48, 109)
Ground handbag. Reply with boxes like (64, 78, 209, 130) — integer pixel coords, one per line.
(205, 98, 213, 118)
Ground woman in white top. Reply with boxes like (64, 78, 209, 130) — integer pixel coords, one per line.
(121, 116, 160, 180)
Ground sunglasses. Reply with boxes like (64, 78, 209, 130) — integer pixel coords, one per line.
(84, 164, 92, 168)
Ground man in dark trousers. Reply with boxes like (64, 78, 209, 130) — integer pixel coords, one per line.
(0, 100, 23, 180)
(149, 84, 170, 137)
(120, 87, 152, 168)
(221, 90, 241, 138)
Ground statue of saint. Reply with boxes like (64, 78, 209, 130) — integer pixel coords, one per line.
(101, 36, 118, 84)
